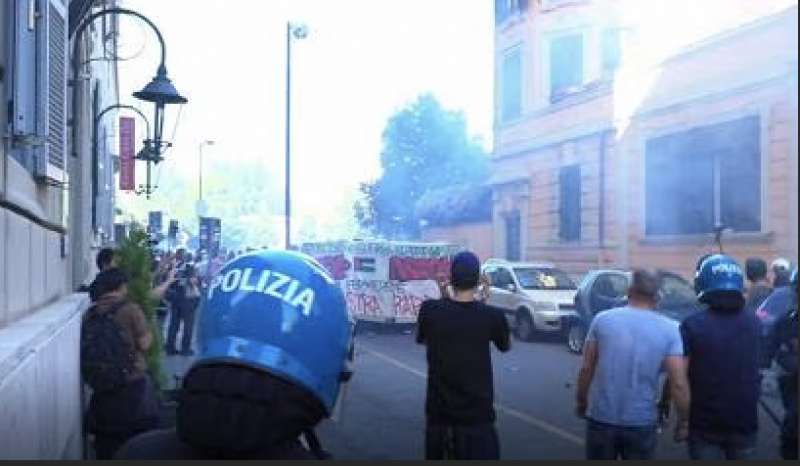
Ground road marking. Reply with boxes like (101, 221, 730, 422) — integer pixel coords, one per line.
(359, 345, 585, 447)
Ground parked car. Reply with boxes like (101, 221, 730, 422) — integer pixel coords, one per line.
(755, 285, 796, 368)
(482, 259, 579, 341)
(564, 269, 702, 353)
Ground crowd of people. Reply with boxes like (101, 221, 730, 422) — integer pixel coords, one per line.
(76, 245, 797, 460)
(594, 254, 797, 461)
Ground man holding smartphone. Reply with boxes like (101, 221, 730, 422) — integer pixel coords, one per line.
(416, 251, 511, 460)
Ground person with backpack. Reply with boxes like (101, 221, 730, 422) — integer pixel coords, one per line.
(681, 254, 761, 460)
(116, 250, 355, 459)
(81, 268, 162, 459)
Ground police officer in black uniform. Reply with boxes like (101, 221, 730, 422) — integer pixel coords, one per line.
(116, 251, 354, 459)
(764, 268, 798, 460)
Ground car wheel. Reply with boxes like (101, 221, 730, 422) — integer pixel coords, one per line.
(515, 311, 535, 342)
(566, 322, 586, 354)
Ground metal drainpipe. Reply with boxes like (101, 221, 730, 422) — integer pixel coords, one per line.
(598, 130, 610, 266)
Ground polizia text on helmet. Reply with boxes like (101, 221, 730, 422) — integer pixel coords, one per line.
(711, 263, 742, 275)
(208, 268, 316, 316)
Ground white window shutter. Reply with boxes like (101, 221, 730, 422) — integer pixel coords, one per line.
(12, 0, 37, 136)
(10, 0, 39, 172)
(34, 0, 69, 179)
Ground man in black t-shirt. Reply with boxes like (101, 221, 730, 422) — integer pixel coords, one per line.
(416, 251, 511, 460)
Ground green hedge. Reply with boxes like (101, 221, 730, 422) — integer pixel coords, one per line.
(116, 226, 166, 390)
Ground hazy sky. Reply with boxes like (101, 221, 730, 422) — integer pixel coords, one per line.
(114, 0, 795, 243)
(116, 0, 495, 233)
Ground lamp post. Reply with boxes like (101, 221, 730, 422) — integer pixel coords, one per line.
(285, 22, 308, 250)
(72, 8, 187, 200)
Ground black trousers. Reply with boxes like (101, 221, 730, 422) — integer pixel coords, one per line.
(425, 423, 500, 460)
(166, 300, 198, 352)
(87, 376, 162, 459)
(780, 374, 798, 460)
(94, 433, 132, 460)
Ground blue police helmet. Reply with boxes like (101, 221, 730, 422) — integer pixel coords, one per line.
(196, 250, 354, 414)
(694, 254, 744, 302)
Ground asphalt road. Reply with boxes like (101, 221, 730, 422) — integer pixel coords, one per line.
(163, 325, 785, 460)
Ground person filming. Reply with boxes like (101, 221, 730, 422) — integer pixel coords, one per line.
(416, 251, 510, 460)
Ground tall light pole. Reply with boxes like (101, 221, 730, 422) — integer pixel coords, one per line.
(286, 22, 308, 250)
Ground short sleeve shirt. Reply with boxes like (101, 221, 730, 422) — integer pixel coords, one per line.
(585, 306, 684, 427)
(416, 298, 510, 425)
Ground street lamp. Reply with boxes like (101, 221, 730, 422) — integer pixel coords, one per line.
(198, 140, 215, 212)
(72, 8, 187, 200)
(92, 104, 151, 232)
(285, 22, 308, 250)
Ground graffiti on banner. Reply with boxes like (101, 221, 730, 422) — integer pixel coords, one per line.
(316, 254, 352, 281)
(344, 279, 440, 319)
(301, 241, 460, 259)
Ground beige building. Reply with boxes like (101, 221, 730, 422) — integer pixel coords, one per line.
(491, 0, 798, 279)
(1, 0, 119, 458)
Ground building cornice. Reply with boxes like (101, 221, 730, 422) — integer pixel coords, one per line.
(661, 5, 797, 68)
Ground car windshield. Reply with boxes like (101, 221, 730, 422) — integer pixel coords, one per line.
(514, 268, 576, 290)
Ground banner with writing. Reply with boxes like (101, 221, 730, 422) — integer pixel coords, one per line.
(303, 241, 459, 323)
(119, 117, 135, 191)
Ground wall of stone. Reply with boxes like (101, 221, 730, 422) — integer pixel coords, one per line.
(0, 294, 87, 459)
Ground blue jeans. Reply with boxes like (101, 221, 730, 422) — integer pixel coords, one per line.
(688, 431, 757, 460)
(585, 419, 657, 460)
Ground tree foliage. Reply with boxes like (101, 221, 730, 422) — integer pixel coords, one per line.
(116, 225, 165, 389)
(415, 184, 493, 227)
(356, 94, 489, 239)
(118, 158, 282, 250)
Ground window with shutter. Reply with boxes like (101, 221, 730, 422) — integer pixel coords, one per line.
(495, 0, 528, 25)
(505, 211, 521, 261)
(501, 48, 522, 122)
(10, 0, 39, 172)
(7, 0, 68, 180)
(36, 0, 69, 179)
(559, 165, 581, 241)
(549, 34, 583, 101)
(602, 29, 621, 73)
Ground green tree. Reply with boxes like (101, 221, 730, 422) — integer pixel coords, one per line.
(116, 225, 166, 389)
(357, 94, 489, 238)
(118, 158, 281, 250)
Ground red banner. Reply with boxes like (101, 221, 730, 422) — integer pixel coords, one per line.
(389, 257, 451, 281)
(119, 117, 135, 191)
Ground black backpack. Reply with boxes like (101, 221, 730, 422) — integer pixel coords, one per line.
(81, 302, 138, 392)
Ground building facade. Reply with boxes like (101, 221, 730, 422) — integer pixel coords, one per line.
(492, 0, 798, 278)
(1, 0, 119, 458)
